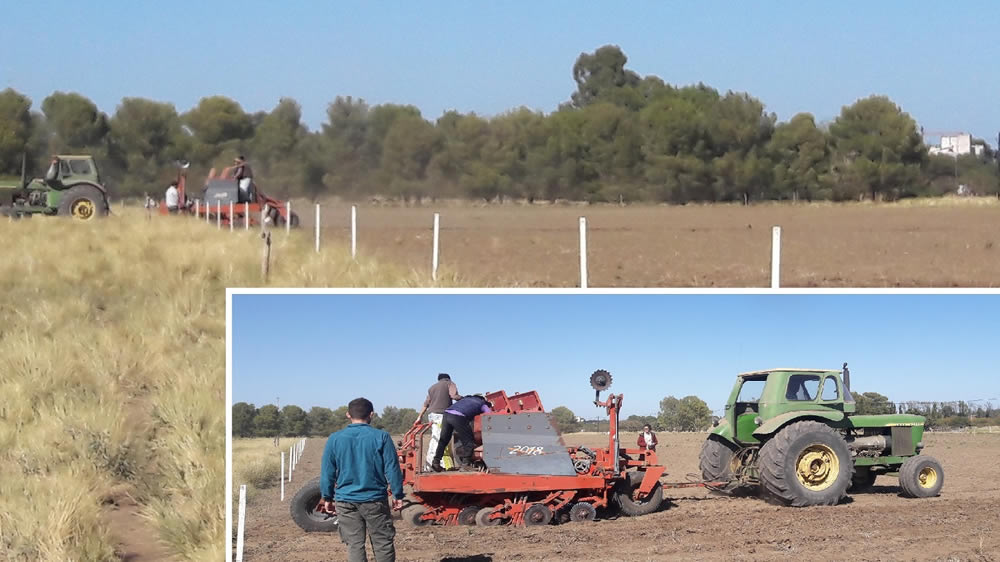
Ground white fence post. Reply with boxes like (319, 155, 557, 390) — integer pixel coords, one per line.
(291, 444, 296, 472)
(771, 226, 781, 289)
(244, 203, 249, 230)
(286, 201, 291, 234)
(579, 217, 588, 289)
(216, 204, 221, 229)
(235, 484, 247, 562)
(315, 204, 321, 253)
(194, 199, 200, 219)
(351, 205, 357, 259)
(432, 212, 440, 281)
(206, 203, 210, 224)
(288, 445, 293, 482)
(280, 452, 285, 501)
(229, 201, 234, 232)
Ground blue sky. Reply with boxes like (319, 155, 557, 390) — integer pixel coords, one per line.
(3, 1, 997, 144)
(231, 293, 1000, 418)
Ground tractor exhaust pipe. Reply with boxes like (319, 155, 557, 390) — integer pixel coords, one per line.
(842, 362, 851, 393)
(20, 152, 27, 189)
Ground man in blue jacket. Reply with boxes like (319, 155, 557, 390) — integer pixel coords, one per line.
(320, 397, 404, 562)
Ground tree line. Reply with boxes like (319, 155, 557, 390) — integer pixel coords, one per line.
(852, 391, 1000, 429)
(232, 402, 419, 438)
(2, 45, 996, 203)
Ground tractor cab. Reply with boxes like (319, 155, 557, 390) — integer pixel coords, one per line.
(40, 155, 103, 189)
(722, 368, 855, 445)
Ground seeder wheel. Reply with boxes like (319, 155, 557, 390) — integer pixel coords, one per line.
(568, 502, 597, 522)
(402, 504, 430, 526)
(457, 506, 479, 525)
(523, 503, 552, 526)
(475, 507, 502, 526)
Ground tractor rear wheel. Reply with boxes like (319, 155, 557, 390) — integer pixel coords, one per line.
(57, 185, 108, 221)
(613, 475, 663, 516)
(289, 477, 338, 532)
(758, 421, 853, 507)
(401, 504, 431, 526)
(898, 455, 944, 498)
(523, 503, 552, 526)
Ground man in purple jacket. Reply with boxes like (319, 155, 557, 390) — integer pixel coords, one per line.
(431, 394, 491, 472)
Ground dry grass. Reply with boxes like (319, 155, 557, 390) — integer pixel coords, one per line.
(0, 210, 446, 561)
(301, 196, 1000, 287)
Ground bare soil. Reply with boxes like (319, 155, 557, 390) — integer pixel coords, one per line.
(237, 431, 1000, 561)
(300, 202, 1000, 287)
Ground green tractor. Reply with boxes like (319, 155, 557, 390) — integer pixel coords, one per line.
(0, 155, 110, 220)
(700, 364, 943, 506)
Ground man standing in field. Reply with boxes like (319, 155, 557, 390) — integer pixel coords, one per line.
(320, 397, 404, 562)
(415, 373, 461, 471)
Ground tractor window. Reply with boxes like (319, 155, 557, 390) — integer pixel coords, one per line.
(821, 377, 839, 401)
(785, 374, 820, 401)
(737, 379, 766, 402)
(69, 160, 92, 175)
(60, 161, 72, 176)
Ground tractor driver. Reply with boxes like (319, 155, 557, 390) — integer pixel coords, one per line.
(431, 394, 492, 472)
(233, 155, 254, 202)
(45, 156, 63, 188)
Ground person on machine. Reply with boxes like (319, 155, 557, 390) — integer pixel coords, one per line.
(45, 156, 63, 188)
(164, 181, 179, 213)
(431, 394, 491, 472)
(233, 155, 253, 202)
(415, 373, 461, 471)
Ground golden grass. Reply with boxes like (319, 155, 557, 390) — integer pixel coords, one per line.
(0, 209, 447, 561)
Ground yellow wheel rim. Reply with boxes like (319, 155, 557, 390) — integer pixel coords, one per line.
(918, 466, 938, 489)
(71, 199, 95, 220)
(795, 444, 840, 491)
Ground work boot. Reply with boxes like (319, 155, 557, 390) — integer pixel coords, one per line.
(431, 459, 444, 472)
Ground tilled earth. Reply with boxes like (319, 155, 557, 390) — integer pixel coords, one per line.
(238, 432, 1000, 561)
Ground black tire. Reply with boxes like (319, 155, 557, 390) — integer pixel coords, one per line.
(613, 474, 663, 517)
(475, 507, 502, 526)
(699, 435, 738, 481)
(289, 477, 338, 532)
(457, 506, 479, 525)
(757, 421, 854, 507)
(898, 455, 944, 498)
(849, 467, 878, 492)
(568, 502, 597, 522)
(401, 504, 430, 526)
(523, 503, 552, 526)
(57, 185, 108, 220)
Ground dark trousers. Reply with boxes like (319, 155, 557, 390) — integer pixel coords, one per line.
(336, 499, 396, 562)
(434, 412, 475, 464)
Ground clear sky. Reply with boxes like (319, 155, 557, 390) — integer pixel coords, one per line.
(2, 1, 997, 144)
(231, 293, 1000, 418)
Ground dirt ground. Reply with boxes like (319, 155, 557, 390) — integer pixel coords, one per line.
(299, 201, 1000, 287)
(237, 431, 1000, 561)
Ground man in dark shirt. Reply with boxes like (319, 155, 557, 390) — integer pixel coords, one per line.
(415, 373, 461, 470)
(431, 394, 492, 472)
(320, 397, 404, 562)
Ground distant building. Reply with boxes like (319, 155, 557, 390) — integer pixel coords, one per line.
(926, 132, 987, 157)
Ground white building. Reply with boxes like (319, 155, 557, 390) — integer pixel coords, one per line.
(927, 132, 986, 157)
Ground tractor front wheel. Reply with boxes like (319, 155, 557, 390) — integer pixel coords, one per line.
(57, 185, 108, 221)
(289, 477, 338, 532)
(898, 455, 944, 498)
(757, 420, 853, 507)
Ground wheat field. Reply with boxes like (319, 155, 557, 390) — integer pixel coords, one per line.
(0, 210, 450, 561)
